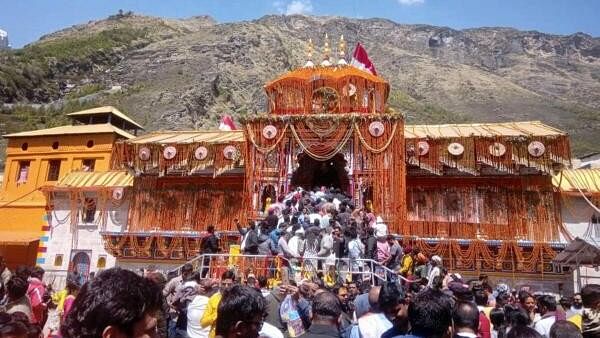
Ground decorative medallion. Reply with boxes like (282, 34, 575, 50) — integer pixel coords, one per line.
(138, 147, 151, 161)
(488, 142, 506, 157)
(448, 142, 465, 156)
(223, 145, 237, 160)
(194, 146, 208, 161)
(163, 146, 177, 160)
(417, 141, 430, 156)
(262, 125, 278, 140)
(528, 141, 545, 157)
(342, 83, 357, 97)
(112, 188, 124, 201)
(368, 121, 385, 137)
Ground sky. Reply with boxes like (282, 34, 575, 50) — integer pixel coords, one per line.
(0, 0, 599, 48)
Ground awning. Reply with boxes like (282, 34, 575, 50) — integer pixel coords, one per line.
(404, 120, 566, 139)
(553, 169, 600, 195)
(44, 171, 133, 191)
(552, 237, 600, 266)
(0, 232, 40, 246)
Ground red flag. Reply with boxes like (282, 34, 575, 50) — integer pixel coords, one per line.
(219, 115, 237, 131)
(350, 43, 377, 75)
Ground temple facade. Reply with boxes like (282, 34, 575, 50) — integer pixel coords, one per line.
(0, 48, 583, 292)
(103, 63, 573, 291)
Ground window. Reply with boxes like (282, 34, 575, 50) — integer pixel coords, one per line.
(82, 159, 95, 172)
(52, 141, 59, 150)
(21, 143, 28, 151)
(82, 198, 96, 223)
(54, 254, 63, 267)
(47, 160, 61, 181)
(86, 140, 94, 148)
(97, 255, 107, 268)
(16, 161, 30, 184)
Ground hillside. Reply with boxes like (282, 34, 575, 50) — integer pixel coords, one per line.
(1, 12, 599, 164)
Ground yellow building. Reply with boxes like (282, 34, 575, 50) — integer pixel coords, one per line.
(0, 106, 141, 268)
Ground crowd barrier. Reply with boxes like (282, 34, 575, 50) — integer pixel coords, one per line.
(170, 253, 408, 286)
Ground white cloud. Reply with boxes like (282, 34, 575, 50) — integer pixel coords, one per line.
(397, 0, 425, 5)
(273, 0, 314, 15)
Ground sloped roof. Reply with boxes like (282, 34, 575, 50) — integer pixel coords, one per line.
(3, 124, 135, 139)
(67, 106, 144, 130)
(553, 169, 600, 195)
(553, 237, 600, 266)
(52, 171, 133, 190)
(404, 121, 566, 139)
(265, 65, 388, 88)
(127, 130, 245, 144)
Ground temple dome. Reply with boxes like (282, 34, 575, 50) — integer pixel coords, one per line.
(264, 65, 390, 115)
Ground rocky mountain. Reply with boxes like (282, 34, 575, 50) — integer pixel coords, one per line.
(1, 12, 599, 160)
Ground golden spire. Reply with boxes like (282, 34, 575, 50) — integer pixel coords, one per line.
(303, 38, 315, 68)
(321, 33, 332, 66)
(338, 35, 347, 65)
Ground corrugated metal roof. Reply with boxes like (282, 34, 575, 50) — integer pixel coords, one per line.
(52, 171, 133, 189)
(3, 123, 135, 139)
(125, 121, 565, 145)
(67, 106, 144, 130)
(404, 121, 566, 139)
(553, 169, 600, 195)
(127, 130, 245, 144)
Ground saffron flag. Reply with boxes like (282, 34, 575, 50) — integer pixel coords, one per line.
(350, 42, 377, 75)
(219, 115, 237, 131)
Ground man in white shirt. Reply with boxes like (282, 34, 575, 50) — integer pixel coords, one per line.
(351, 286, 393, 338)
(427, 255, 442, 288)
(187, 279, 218, 338)
(534, 295, 559, 338)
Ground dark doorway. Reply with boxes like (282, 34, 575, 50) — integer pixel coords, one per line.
(291, 153, 350, 193)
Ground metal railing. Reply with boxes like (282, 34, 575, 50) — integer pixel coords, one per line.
(169, 253, 407, 286)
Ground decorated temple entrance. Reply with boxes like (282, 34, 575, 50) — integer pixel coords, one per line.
(290, 153, 350, 193)
(242, 65, 406, 231)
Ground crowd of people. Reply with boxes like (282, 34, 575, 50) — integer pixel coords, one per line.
(1, 256, 600, 338)
(1, 187, 599, 338)
(232, 187, 424, 285)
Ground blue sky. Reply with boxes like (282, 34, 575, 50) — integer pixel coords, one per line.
(1, 0, 599, 48)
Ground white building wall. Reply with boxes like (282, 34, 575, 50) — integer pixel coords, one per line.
(561, 195, 600, 291)
(42, 191, 129, 289)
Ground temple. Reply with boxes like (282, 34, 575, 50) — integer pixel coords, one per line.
(0, 41, 580, 291)
(103, 60, 571, 287)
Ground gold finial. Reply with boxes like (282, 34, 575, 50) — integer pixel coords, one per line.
(304, 38, 315, 68)
(323, 33, 330, 59)
(321, 33, 332, 66)
(306, 38, 314, 59)
(338, 35, 346, 58)
(337, 35, 347, 65)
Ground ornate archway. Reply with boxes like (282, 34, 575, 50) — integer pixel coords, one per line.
(290, 153, 350, 194)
